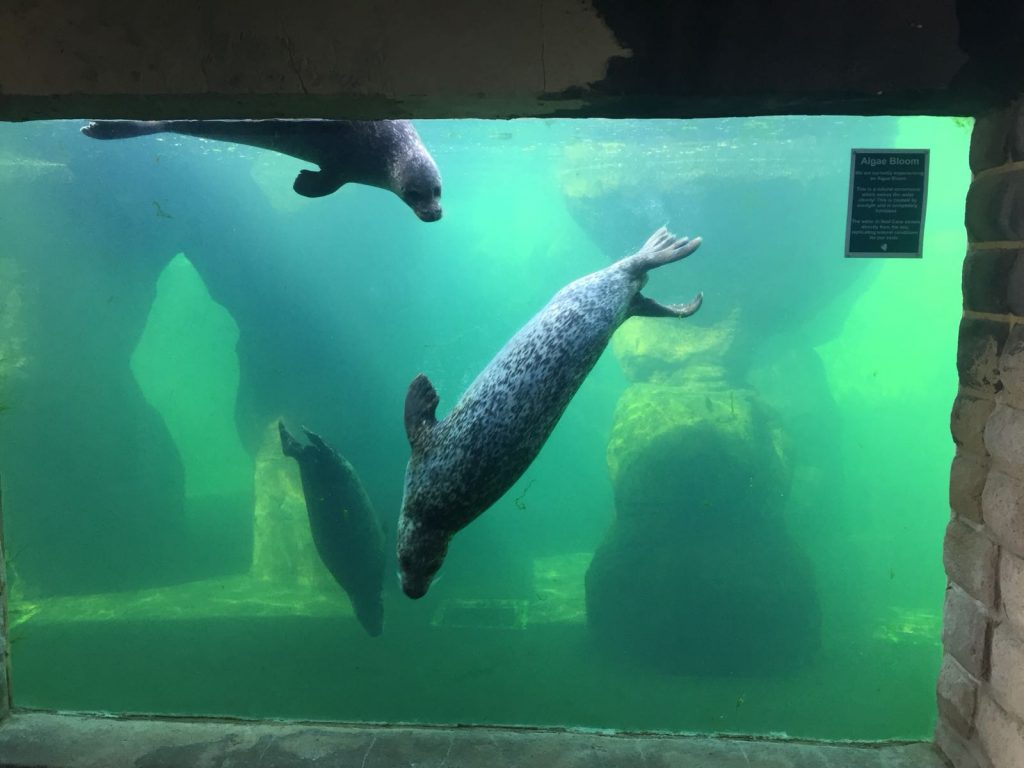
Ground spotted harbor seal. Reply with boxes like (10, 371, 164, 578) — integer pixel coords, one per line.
(279, 421, 387, 636)
(398, 227, 704, 598)
(81, 119, 443, 221)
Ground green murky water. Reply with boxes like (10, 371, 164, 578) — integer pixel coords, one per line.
(0, 116, 968, 738)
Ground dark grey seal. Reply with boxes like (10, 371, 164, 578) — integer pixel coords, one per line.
(81, 119, 443, 221)
(279, 421, 387, 636)
(398, 227, 704, 598)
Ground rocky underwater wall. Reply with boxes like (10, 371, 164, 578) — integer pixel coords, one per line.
(586, 313, 821, 674)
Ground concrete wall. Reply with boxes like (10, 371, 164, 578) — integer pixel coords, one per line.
(937, 100, 1024, 768)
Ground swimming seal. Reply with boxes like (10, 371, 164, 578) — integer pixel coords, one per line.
(81, 119, 443, 222)
(279, 421, 387, 636)
(398, 227, 704, 598)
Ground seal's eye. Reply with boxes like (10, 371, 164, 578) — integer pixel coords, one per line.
(405, 189, 423, 202)
(433, 186, 441, 198)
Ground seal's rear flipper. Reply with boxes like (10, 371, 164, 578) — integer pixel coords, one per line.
(623, 228, 702, 276)
(81, 120, 166, 140)
(279, 420, 304, 459)
(294, 169, 345, 198)
(405, 374, 439, 452)
(630, 292, 703, 318)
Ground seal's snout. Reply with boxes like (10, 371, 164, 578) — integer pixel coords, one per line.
(401, 575, 430, 600)
(415, 205, 443, 223)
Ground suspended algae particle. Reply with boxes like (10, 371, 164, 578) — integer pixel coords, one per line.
(0, 152, 72, 184)
(432, 599, 529, 630)
(611, 309, 740, 385)
(872, 608, 942, 645)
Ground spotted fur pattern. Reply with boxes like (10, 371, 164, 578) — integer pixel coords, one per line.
(81, 119, 443, 221)
(397, 228, 703, 598)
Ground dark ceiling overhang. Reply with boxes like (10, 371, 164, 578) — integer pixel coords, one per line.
(0, 0, 1020, 120)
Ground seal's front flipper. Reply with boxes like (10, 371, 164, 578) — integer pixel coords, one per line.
(630, 292, 704, 318)
(279, 420, 304, 459)
(293, 168, 345, 198)
(301, 427, 331, 453)
(301, 426, 352, 471)
(405, 374, 440, 452)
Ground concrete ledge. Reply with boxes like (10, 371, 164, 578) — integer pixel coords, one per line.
(0, 711, 949, 768)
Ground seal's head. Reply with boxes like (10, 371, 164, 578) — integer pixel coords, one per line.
(395, 152, 443, 222)
(397, 519, 450, 599)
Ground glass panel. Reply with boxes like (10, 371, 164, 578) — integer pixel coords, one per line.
(0, 116, 969, 738)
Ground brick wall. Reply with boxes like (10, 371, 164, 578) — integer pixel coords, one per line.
(937, 102, 1024, 768)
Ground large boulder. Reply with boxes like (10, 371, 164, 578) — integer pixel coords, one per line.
(586, 320, 821, 674)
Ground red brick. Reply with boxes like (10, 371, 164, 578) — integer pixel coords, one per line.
(985, 404, 1024, 472)
(952, 451, 990, 524)
(990, 623, 1024, 720)
(966, 170, 1024, 243)
(971, 106, 1012, 173)
(977, 692, 1024, 768)
(999, 324, 1024, 409)
(938, 654, 980, 737)
(944, 519, 999, 607)
(1002, 550, 1024, 638)
(936, 719, 984, 768)
(964, 249, 1017, 315)
(982, 469, 1024, 558)
(943, 583, 993, 677)
(952, 394, 995, 455)
(959, 317, 1008, 396)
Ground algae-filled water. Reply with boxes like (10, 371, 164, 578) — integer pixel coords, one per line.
(0, 116, 968, 739)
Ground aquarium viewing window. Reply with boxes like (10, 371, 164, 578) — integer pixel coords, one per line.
(0, 114, 971, 753)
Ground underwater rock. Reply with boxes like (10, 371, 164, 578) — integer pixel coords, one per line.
(249, 421, 329, 589)
(611, 310, 740, 385)
(605, 382, 790, 523)
(586, 376, 821, 675)
(0, 258, 28, 397)
(586, 517, 820, 675)
(251, 421, 341, 590)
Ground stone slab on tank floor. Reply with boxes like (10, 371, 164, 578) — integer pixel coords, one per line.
(0, 712, 949, 768)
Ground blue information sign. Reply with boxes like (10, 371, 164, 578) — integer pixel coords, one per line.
(845, 149, 929, 258)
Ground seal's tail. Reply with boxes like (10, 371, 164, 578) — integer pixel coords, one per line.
(81, 120, 167, 140)
(621, 226, 702, 276)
